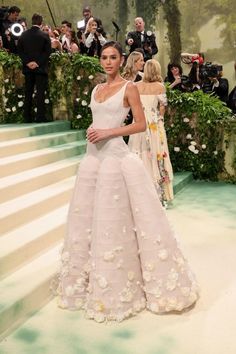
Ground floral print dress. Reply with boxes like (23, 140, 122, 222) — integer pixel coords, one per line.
(129, 93, 174, 202)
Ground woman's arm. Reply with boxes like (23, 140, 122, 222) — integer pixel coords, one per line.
(87, 82, 146, 143)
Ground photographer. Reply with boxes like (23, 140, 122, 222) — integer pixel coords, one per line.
(200, 64, 229, 103)
(126, 17, 158, 61)
(84, 17, 106, 57)
(165, 63, 186, 91)
(1, 6, 21, 54)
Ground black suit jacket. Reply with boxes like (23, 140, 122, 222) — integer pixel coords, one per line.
(126, 30, 158, 61)
(17, 26, 51, 75)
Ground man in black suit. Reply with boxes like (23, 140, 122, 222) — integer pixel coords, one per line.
(17, 13, 51, 123)
(126, 17, 158, 61)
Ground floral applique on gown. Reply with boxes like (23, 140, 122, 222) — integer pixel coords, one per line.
(129, 93, 174, 202)
(57, 81, 199, 322)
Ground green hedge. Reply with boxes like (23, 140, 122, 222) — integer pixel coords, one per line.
(0, 51, 235, 181)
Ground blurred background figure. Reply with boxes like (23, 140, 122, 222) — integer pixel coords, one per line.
(122, 51, 145, 143)
(1, 5, 21, 54)
(65, 29, 79, 53)
(17, 13, 51, 123)
(129, 59, 174, 205)
(165, 63, 185, 91)
(126, 17, 158, 61)
(84, 17, 106, 57)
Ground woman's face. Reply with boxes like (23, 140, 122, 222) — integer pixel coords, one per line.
(135, 55, 145, 71)
(91, 21, 97, 32)
(171, 66, 180, 76)
(100, 47, 123, 76)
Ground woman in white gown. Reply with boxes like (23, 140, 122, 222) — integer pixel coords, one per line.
(129, 59, 173, 203)
(57, 41, 199, 322)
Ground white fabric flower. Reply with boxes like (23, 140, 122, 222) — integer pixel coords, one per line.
(158, 249, 168, 260)
(97, 276, 108, 289)
(149, 302, 159, 312)
(65, 285, 75, 296)
(88, 75, 94, 79)
(94, 313, 105, 323)
(190, 141, 197, 146)
(12, 106, 16, 112)
(18, 101, 24, 107)
(214, 150, 218, 155)
(5, 108, 11, 112)
(45, 98, 50, 104)
(127, 271, 135, 281)
(18, 94, 23, 98)
(4, 78, 9, 83)
(194, 149, 199, 154)
(76, 114, 82, 119)
(143, 271, 152, 282)
(201, 144, 206, 149)
(76, 75, 81, 80)
(183, 117, 190, 122)
(113, 194, 120, 201)
(103, 251, 115, 262)
(174, 147, 180, 152)
(76, 98, 80, 102)
(3, 97, 8, 103)
(145, 262, 154, 271)
(81, 100, 87, 106)
(120, 288, 133, 302)
(186, 134, 192, 139)
(34, 108, 37, 112)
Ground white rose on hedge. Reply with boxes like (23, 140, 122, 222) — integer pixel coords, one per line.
(174, 147, 180, 152)
(188, 145, 195, 152)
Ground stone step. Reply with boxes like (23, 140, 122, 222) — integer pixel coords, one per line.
(0, 245, 61, 340)
(0, 205, 68, 280)
(0, 155, 82, 203)
(0, 176, 76, 235)
(0, 140, 86, 178)
(0, 121, 71, 142)
(173, 171, 193, 195)
(0, 130, 86, 157)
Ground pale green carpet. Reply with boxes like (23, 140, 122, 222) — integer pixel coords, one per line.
(1, 181, 236, 354)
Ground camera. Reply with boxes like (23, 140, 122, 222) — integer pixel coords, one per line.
(96, 27, 103, 34)
(200, 62, 223, 80)
(180, 75, 192, 87)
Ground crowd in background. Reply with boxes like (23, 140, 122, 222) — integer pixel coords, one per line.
(0, 4, 235, 112)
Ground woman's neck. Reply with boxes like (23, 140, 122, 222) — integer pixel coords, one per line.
(106, 74, 124, 86)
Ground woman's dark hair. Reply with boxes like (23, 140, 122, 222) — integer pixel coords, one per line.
(100, 41, 123, 56)
(93, 17, 106, 37)
(166, 63, 183, 82)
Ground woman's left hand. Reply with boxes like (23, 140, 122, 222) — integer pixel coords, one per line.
(87, 127, 112, 143)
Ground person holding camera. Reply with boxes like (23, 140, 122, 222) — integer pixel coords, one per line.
(205, 71, 229, 103)
(84, 17, 106, 57)
(1, 6, 21, 54)
(126, 17, 158, 61)
(165, 63, 186, 91)
(17, 13, 51, 123)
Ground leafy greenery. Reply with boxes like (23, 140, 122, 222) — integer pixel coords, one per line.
(1, 50, 235, 181)
(165, 87, 234, 180)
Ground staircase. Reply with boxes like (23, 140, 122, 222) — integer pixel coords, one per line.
(0, 122, 193, 341)
(0, 121, 87, 340)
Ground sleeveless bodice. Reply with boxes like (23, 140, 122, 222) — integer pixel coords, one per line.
(87, 82, 131, 160)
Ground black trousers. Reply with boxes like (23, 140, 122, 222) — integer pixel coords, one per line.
(24, 72, 48, 123)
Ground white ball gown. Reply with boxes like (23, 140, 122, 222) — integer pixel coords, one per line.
(56, 81, 199, 322)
